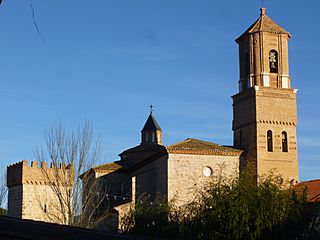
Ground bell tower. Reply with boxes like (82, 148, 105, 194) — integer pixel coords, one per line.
(232, 8, 299, 182)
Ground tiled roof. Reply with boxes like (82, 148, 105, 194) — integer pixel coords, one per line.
(236, 8, 291, 42)
(166, 138, 243, 156)
(296, 179, 320, 202)
(92, 162, 123, 172)
(141, 113, 161, 131)
(80, 161, 124, 179)
(82, 144, 166, 177)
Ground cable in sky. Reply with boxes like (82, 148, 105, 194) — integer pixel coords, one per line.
(28, 0, 47, 46)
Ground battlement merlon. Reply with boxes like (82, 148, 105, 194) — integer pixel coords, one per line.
(7, 160, 74, 188)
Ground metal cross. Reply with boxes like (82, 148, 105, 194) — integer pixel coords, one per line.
(149, 104, 154, 113)
(261, 0, 265, 8)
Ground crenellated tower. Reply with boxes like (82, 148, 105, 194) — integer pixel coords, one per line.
(7, 160, 74, 223)
(232, 8, 299, 182)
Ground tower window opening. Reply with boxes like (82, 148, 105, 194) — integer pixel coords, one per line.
(267, 130, 273, 152)
(44, 204, 47, 213)
(152, 132, 155, 143)
(244, 52, 251, 88)
(269, 50, 278, 73)
(145, 133, 149, 142)
(245, 52, 250, 78)
(282, 131, 288, 152)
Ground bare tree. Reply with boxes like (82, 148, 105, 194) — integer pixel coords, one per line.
(35, 121, 109, 228)
(0, 163, 7, 215)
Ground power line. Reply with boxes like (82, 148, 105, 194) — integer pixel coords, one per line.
(28, 0, 46, 46)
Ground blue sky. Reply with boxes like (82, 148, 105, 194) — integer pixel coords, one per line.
(0, 0, 319, 181)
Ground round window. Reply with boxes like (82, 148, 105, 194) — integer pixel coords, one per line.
(203, 166, 212, 177)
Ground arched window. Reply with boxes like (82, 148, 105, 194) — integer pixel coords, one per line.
(267, 130, 273, 152)
(282, 131, 288, 152)
(269, 50, 278, 73)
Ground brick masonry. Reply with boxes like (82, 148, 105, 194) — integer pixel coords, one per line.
(233, 8, 299, 182)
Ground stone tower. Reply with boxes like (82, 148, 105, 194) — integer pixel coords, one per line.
(232, 8, 299, 182)
(7, 160, 74, 223)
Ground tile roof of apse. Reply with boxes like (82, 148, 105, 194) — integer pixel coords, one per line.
(236, 8, 291, 43)
(166, 138, 243, 156)
(141, 113, 162, 131)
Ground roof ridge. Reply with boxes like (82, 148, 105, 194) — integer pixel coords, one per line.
(251, 14, 290, 35)
(167, 138, 238, 148)
(236, 11, 291, 42)
(167, 138, 220, 148)
(189, 138, 221, 146)
(166, 138, 192, 149)
(262, 14, 290, 34)
(91, 161, 122, 171)
(258, 14, 264, 31)
(166, 138, 243, 154)
(92, 161, 119, 168)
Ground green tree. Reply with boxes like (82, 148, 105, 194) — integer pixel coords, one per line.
(122, 169, 311, 239)
(180, 170, 306, 240)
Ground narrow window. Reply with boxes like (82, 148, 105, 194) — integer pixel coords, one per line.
(267, 130, 273, 152)
(245, 52, 250, 78)
(282, 131, 288, 152)
(44, 204, 47, 213)
(145, 133, 149, 142)
(269, 50, 278, 73)
(152, 132, 155, 142)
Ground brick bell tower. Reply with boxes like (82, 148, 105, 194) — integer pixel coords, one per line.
(232, 8, 299, 182)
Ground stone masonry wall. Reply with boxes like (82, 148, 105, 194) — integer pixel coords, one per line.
(131, 154, 239, 205)
(22, 184, 66, 223)
(7, 160, 74, 224)
(168, 154, 239, 205)
(131, 155, 168, 202)
(7, 185, 22, 217)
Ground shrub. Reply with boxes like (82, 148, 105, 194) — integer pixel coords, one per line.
(122, 170, 315, 239)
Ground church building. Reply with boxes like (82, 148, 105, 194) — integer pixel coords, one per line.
(7, 8, 300, 225)
(80, 8, 300, 227)
(84, 110, 242, 209)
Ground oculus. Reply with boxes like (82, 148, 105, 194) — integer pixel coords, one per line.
(203, 166, 213, 177)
